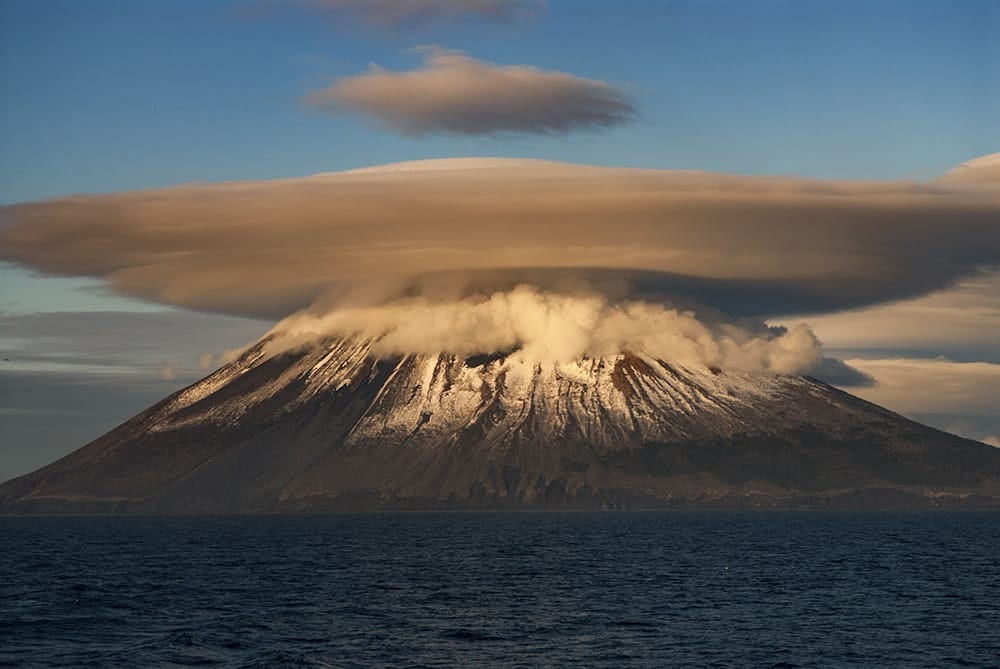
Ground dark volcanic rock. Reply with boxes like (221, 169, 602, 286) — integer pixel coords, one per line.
(2, 337, 999, 512)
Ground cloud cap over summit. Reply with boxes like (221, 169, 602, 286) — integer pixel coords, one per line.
(2, 157, 999, 320)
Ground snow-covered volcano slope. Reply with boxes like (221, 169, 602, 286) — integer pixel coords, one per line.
(3, 336, 999, 512)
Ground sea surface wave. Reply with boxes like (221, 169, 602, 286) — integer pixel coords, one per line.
(2, 511, 998, 668)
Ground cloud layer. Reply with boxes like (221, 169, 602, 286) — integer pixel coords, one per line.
(845, 357, 1000, 418)
(844, 356, 1000, 448)
(305, 50, 634, 136)
(0, 310, 267, 376)
(292, 0, 543, 29)
(792, 272, 1000, 363)
(0, 309, 267, 481)
(2, 157, 999, 322)
(938, 152, 1000, 185)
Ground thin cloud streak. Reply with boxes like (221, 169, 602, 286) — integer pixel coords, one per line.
(310, 0, 541, 28)
(794, 272, 1000, 362)
(305, 50, 635, 136)
(0, 370, 188, 481)
(0, 310, 267, 376)
(245, 0, 543, 30)
(845, 358, 1000, 418)
(938, 152, 1000, 185)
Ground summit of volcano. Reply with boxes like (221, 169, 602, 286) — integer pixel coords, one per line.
(3, 331, 999, 513)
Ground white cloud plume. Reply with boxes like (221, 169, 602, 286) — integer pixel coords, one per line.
(266, 285, 825, 374)
(305, 50, 634, 136)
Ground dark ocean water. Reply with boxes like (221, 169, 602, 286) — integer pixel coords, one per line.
(1, 512, 999, 668)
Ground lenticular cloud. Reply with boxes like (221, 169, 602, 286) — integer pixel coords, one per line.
(3, 157, 998, 323)
(305, 50, 635, 136)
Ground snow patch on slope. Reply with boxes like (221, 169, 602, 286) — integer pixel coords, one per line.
(140, 331, 825, 454)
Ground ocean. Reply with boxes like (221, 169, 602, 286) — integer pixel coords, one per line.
(2, 511, 998, 668)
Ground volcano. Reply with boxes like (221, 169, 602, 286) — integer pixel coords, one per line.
(2, 336, 999, 513)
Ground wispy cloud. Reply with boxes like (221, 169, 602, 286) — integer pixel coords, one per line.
(305, 49, 635, 136)
(789, 272, 1000, 363)
(938, 152, 1000, 185)
(244, 0, 543, 31)
(300, 0, 542, 29)
(0, 310, 266, 376)
(845, 358, 1000, 417)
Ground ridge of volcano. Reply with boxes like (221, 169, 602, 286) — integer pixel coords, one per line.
(2, 336, 999, 513)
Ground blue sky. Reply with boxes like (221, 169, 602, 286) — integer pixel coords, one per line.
(2, 0, 997, 204)
(1, 0, 999, 479)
